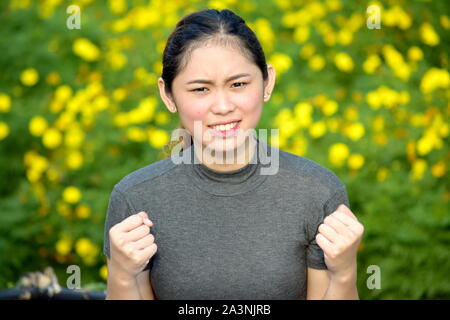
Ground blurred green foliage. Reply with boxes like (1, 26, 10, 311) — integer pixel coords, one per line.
(0, 0, 448, 299)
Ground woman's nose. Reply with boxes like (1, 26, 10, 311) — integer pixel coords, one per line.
(210, 91, 236, 114)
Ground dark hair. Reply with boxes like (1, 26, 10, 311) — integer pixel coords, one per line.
(161, 8, 268, 157)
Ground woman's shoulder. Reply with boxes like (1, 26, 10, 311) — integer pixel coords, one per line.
(114, 156, 178, 194)
(273, 144, 346, 193)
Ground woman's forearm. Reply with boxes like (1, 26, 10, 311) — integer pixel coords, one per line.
(322, 270, 359, 300)
(106, 268, 142, 300)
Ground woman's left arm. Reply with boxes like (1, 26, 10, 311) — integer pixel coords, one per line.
(309, 204, 364, 300)
(306, 267, 359, 300)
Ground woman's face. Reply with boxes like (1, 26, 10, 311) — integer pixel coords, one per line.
(159, 43, 275, 156)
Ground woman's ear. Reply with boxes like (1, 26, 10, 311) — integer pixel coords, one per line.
(158, 77, 177, 113)
(263, 64, 276, 102)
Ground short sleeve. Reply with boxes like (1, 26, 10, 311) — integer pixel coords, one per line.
(103, 185, 154, 271)
(306, 186, 350, 270)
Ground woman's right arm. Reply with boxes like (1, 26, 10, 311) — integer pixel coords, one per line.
(105, 211, 157, 300)
(106, 257, 142, 299)
(106, 257, 155, 300)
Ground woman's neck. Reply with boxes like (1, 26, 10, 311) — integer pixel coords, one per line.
(193, 136, 257, 172)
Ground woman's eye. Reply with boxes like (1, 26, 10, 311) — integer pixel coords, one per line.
(190, 82, 247, 92)
(232, 82, 247, 88)
(191, 87, 208, 92)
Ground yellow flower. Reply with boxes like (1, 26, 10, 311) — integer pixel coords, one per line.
(334, 52, 354, 72)
(111, 17, 131, 33)
(75, 238, 99, 265)
(46, 168, 60, 183)
(127, 97, 157, 124)
(55, 112, 75, 131)
(100, 265, 108, 280)
(294, 102, 313, 128)
(420, 22, 440, 46)
(382, 45, 404, 66)
(329, 143, 350, 167)
(155, 112, 170, 125)
(326, 0, 341, 11)
(73, 38, 101, 62)
(65, 126, 85, 148)
(293, 26, 310, 43)
(42, 127, 62, 149)
(29, 116, 48, 137)
(127, 127, 147, 142)
(416, 130, 441, 156)
(113, 112, 129, 127)
(108, 0, 127, 14)
(377, 167, 389, 182)
(326, 118, 340, 132)
(107, 50, 127, 70)
(344, 106, 359, 121)
(374, 132, 387, 146)
(308, 55, 325, 71)
(300, 44, 315, 59)
(132, 6, 160, 30)
(112, 88, 127, 102)
(396, 7, 412, 29)
(363, 55, 381, 74)
(149, 128, 169, 149)
(366, 91, 381, 109)
(76, 204, 91, 219)
(57, 200, 71, 217)
(0, 93, 11, 112)
(55, 85, 73, 101)
(93, 95, 109, 111)
(337, 29, 353, 45)
(344, 122, 365, 141)
(252, 18, 275, 52)
(55, 238, 72, 256)
(288, 135, 307, 157)
(394, 63, 410, 81)
(46, 71, 61, 85)
(0, 122, 9, 140)
(63, 186, 82, 204)
(312, 93, 327, 107)
(441, 15, 450, 30)
(399, 91, 410, 105)
(270, 131, 284, 148)
(411, 159, 427, 181)
(20, 68, 39, 86)
(268, 53, 292, 76)
(323, 32, 336, 46)
(348, 154, 365, 170)
(66, 150, 84, 170)
(309, 121, 327, 138)
(372, 116, 384, 132)
(431, 161, 446, 178)
(407, 46, 423, 62)
(322, 100, 338, 116)
(420, 68, 450, 94)
(274, 108, 293, 127)
(384, 6, 412, 29)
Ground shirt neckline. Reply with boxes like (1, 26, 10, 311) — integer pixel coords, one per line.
(184, 136, 271, 196)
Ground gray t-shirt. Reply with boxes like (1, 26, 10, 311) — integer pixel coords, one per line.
(103, 136, 350, 299)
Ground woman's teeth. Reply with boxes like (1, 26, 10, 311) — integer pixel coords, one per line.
(210, 121, 239, 131)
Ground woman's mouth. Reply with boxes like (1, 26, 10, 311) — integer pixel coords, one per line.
(208, 120, 241, 138)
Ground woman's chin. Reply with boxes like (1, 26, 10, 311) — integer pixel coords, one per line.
(204, 134, 248, 153)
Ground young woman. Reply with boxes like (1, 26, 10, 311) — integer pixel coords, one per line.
(104, 9, 364, 300)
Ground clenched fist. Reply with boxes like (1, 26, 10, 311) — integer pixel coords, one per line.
(315, 204, 364, 279)
(109, 211, 157, 277)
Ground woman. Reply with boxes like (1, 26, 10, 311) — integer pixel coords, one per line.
(104, 8, 364, 300)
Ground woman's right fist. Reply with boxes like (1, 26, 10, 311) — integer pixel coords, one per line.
(109, 211, 157, 277)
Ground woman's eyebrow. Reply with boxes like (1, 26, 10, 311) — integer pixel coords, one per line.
(185, 73, 252, 85)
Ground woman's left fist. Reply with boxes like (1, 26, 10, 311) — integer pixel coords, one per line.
(315, 204, 364, 278)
